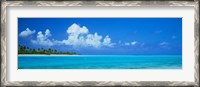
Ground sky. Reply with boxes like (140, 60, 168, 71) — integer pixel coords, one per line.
(18, 18, 182, 55)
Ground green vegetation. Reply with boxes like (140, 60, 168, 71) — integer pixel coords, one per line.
(18, 45, 78, 55)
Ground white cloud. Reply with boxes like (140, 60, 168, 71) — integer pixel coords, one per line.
(102, 35, 115, 47)
(30, 23, 115, 48)
(124, 41, 138, 46)
(131, 41, 138, 46)
(45, 29, 52, 37)
(125, 42, 130, 46)
(159, 42, 169, 46)
(63, 23, 102, 48)
(159, 42, 171, 49)
(67, 23, 88, 35)
(85, 33, 102, 48)
(63, 23, 89, 47)
(31, 29, 54, 46)
(19, 28, 36, 37)
(62, 23, 115, 48)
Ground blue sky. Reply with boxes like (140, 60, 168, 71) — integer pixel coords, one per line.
(18, 18, 182, 55)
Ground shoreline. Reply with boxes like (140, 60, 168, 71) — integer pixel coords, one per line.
(18, 54, 79, 56)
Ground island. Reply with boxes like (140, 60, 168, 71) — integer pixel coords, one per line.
(18, 45, 78, 55)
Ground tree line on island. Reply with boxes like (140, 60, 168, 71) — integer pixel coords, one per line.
(18, 45, 78, 55)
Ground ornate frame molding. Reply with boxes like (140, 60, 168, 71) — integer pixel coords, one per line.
(1, 1, 199, 87)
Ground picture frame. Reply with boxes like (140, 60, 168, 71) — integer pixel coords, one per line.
(1, 0, 199, 87)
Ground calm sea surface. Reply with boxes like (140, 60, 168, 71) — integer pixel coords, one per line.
(18, 55, 182, 69)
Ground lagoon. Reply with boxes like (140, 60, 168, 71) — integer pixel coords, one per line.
(18, 55, 182, 69)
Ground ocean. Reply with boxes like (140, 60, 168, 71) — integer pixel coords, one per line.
(18, 55, 182, 69)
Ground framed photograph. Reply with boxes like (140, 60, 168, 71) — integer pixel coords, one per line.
(1, 0, 199, 87)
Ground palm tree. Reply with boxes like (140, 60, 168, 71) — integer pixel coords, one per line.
(18, 45, 78, 55)
(24, 46, 26, 51)
(48, 48, 51, 54)
(32, 49, 36, 54)
(54, 50, 57, 54)
(38, 48, 40, 53)
(43, 49, 46, 54)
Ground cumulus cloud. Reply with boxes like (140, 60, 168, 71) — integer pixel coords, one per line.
(85, 33, 102, 48)
(31, 23, 115, 48)
(19, 28, 36, 37)
(62, 23, 89, 47)
(67, 23, 88, 35)
(63, 23, 115, 48)
(102, 35, 115, 47)
(45, 29, 52, 37)
(31, 29, 54, 46)
(131, 41, 137, 46)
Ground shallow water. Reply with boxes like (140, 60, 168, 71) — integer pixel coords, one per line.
(18, 55, 182, 69)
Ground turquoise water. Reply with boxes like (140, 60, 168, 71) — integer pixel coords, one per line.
(18, 55, 182, 69)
